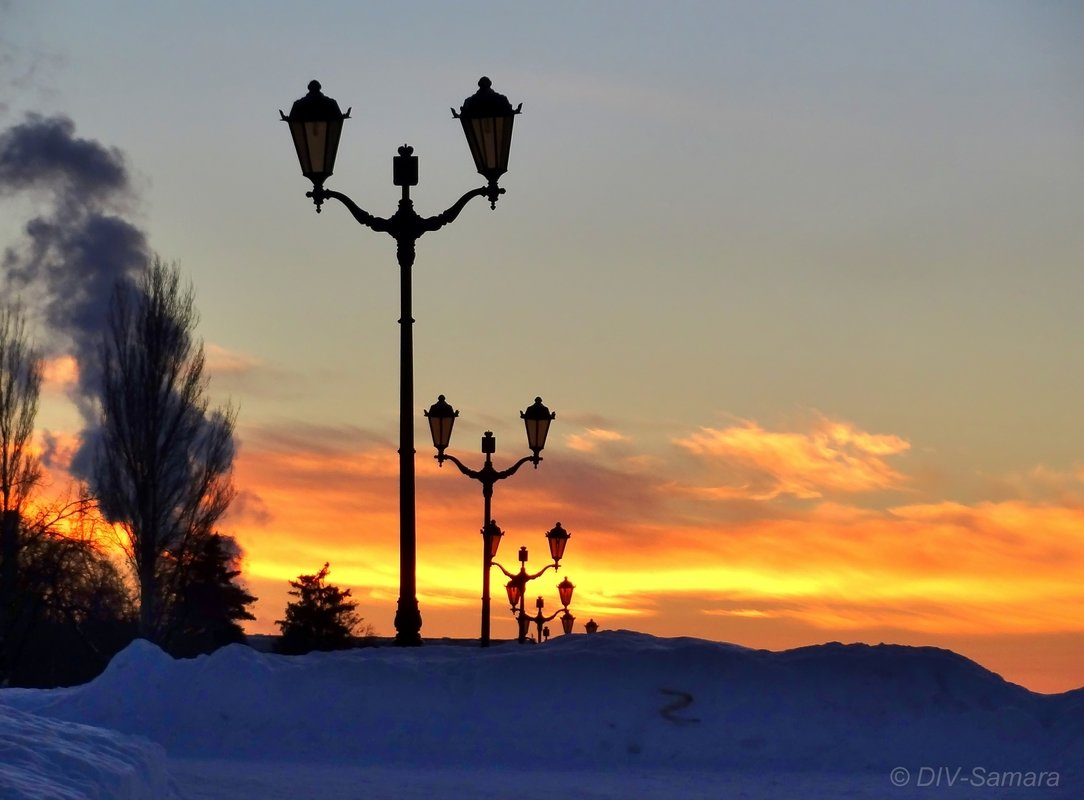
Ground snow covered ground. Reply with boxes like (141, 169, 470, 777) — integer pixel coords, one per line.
(2, 631, 1081, 799)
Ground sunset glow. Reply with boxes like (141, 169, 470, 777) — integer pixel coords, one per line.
(3, 1, 1082, 694)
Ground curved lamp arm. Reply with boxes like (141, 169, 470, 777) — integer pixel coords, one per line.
(491, 560, 519, 581)
(308, 187, 391, 232)
(492, 455, 537, 482)
(532, 608, 563, 624)
(435, 452, 537, 484)
(526, 562, 559, 581)
(423, 185, 502, 233)
(436, 452, 484, 481)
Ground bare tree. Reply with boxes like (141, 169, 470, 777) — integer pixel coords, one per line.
(93, 258, 236, 642)
(0, 303, 43, 669)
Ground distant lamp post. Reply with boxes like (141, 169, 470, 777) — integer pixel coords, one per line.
(426, 395, 555, 647)
(496, 530, 574, 643)
(585, 619, 599, 634)
(281, 78, 521, 646)
(518, 594, 574, 644)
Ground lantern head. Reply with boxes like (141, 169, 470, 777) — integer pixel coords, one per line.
(546, 522, 570, 564)
(560, 610, 575, 635)
(557, 577, 575, 608)
(521, 397, 555, 464)
(482, 519, 504, 559)
(425, 395, 458, 462)
(452, 76, 521, 203)
(280, 80, 351, 198)
(506, 579, 523, 610)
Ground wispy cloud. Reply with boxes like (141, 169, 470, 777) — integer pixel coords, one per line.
(566, 427, 628, 453)
(674, 416, 910, 500)
(205, 343, 262, 377)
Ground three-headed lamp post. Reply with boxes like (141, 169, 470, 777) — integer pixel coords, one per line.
(281, 77, 521, 645)
(425, 395, 556, 646)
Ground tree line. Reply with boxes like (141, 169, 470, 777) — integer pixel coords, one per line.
(0, 258, 369, 688)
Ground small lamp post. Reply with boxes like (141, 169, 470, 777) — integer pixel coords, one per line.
(426, 395, 556, 647)
(495, 528, 575, 643)
(280, 78, 522, 646)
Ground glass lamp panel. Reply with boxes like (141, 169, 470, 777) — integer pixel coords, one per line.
(306, 121, 328, 175)
(321, 117, 343, 175)
(467, 115, 513, 176)
(289, 121, 312, 174)
(506, 581, 522, 609)
(428, 414, 454, 450)
(524, 416, 551, 453)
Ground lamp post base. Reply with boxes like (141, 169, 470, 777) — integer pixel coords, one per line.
(393, 598, 423, 646)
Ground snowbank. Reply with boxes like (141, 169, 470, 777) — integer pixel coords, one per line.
(4, 632, 1081, 781)
(0, 703, 171, 800)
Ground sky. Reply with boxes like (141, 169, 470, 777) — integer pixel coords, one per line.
(1, 2, 1083, 691)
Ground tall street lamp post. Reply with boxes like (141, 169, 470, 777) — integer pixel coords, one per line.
(496, 527, 574, 643)
(425, 396, 556, 646)
(281, 78, 522, 646)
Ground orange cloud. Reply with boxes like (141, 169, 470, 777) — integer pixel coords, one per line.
(41, 355, 78, 392)
(674, 416, 910, 500)
(566, 428, 628, 453)
(205, 343, 262, 376)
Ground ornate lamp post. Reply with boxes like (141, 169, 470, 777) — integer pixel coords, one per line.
(520, 589, 576, 643)
(281, 78, 521, 645)
(425, 395, 555, 646)
(496, 526, 574, 643)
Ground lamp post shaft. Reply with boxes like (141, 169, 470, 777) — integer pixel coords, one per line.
(394, 238, 422, 645)
(481, 476, 493, 647)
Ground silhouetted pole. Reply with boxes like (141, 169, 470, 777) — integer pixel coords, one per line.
(281, 78, 521, 645)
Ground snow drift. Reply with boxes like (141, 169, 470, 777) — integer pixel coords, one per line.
(3, 631, 1081, 788)
(0, 703, 169, 800)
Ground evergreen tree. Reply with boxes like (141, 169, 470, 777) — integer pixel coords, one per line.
(162, 533, 256, 658)
(275, 563, 365, 655)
